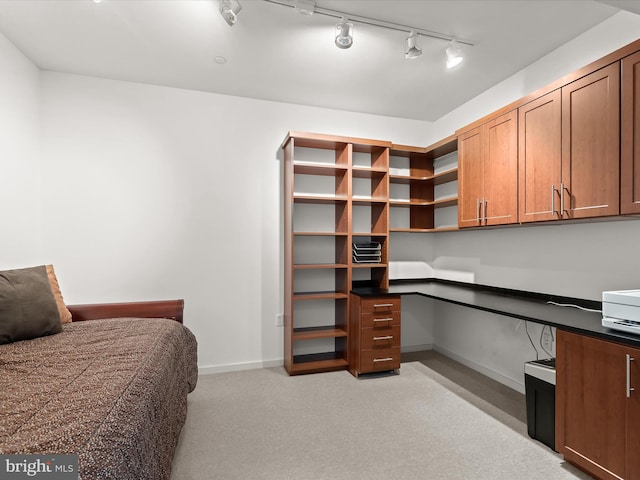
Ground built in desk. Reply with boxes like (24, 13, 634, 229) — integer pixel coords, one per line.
(351, 278, 640, 349)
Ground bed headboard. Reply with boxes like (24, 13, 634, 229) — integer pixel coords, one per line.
(67, 299, 184, 324)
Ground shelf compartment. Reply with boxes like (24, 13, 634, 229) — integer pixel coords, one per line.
(293, 231, 348, 237)
(390, 168, 458, 185)
(292, 326, 348, 341)
(293, 291, 349, 301)
(390, 197, 457, 208)
(433, 168, 458, 185)
(352, 166, 388, 178)
(294, 235, 348, 266)
(352, 197, 388, 205)
(288, 354, 349, 375)
(293, 263, 349, 269)
(294, 162, 349, 176)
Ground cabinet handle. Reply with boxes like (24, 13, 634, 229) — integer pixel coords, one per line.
(477, 199, 482, 223)
(627, 354, 635, 398)
(373, 357, 393, 363)
(483, 199, 487, 222)
(560, 183, 566, 215)
(373, 304, 393, 308)
(373, 335, 393, 341)
(373, 317, 393, 323)
(551, 184, 556, 215)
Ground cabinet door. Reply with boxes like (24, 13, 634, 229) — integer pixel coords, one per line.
(458, 126, 484, 228)
(627, 345, 640, 479)
(561, 62, 620, 219)
(519, 90, 562, 223)
(556, 330, 626, 480)
(483, 110, 518, 226)
(622, 51, 640, 214)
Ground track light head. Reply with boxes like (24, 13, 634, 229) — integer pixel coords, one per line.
(335, 17, 354, 49)
(219, 0, 242, 26)
(404, 31, 422, 59)
(446, 40, 464, 69)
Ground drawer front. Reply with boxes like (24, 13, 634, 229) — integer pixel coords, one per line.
(360, 348, 401, 372)
(361, 325, 400, 350)
(361, 297, 401, 315)
(361, 311, 401, 329)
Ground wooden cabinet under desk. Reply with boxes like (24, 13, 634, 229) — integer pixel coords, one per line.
(349, 294, 401, 377)
(556, 329, 640, 480)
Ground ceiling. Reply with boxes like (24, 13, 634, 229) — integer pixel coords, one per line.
(0, 0, 635, 122)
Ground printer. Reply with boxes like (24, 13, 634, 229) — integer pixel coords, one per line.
(602, 290, 640, 335)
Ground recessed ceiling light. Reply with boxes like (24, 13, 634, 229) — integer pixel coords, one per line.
(215, 56, 227, 64)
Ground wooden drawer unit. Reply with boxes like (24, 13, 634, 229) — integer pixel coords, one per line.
(349, 293, 401, 377)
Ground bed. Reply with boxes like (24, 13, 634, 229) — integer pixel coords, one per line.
(0, 298, 198, 480)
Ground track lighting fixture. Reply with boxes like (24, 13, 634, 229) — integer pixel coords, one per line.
(446, 40, 464, 69)
(335, 17, 354, 49)
(404, 31, 422, 59)
(294, 0, 316, 15)
(261, 0, 474, 66)
(219, 0, 242, 26)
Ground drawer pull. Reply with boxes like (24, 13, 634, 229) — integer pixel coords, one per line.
(373, 303, 394, 308)
(373, 335, 393, 341)
(373, 357, 393, 363)
(373, 318, 393, 323)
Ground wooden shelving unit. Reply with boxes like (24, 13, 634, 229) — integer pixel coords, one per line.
(389, 135, 459, 233)
(282, 131, 392, 375)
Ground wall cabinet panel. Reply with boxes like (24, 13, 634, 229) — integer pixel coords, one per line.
(561, 62, 620, 219)
(458, 110, 518, 228)
(518, 90, 562, 222)
(622, 50, 640, 214)
(557, 330, 640, 480)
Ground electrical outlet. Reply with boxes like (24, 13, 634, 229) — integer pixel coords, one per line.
(275, 314, 284, 327)
(541, 329, 553, 353)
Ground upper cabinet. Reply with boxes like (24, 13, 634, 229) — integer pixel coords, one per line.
(561, 63, 620, 219)
(518, 89, 562, 223)
(519, 63, 621, 223)
(458, 110, 518, 228)
(622, 50, 640, 215)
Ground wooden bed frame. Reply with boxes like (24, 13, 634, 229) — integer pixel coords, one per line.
(67, 299, 184, 324)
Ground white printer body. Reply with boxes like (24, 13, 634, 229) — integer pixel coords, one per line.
(602, 290, 640, 335)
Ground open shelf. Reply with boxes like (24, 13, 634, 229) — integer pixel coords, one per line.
(292, 326, 348, 341)
(293, 291, 349, 301)
(288, 354, 349, 375)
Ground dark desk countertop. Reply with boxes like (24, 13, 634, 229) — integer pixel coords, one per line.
(351, 279, 640, 349)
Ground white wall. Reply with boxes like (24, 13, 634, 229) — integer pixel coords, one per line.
(423, 11, 640, 393)
(38, 72, 433, 373)
(0, 32, 42, 268)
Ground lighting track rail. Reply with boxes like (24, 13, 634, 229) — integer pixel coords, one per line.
(262, 0, 475, 46)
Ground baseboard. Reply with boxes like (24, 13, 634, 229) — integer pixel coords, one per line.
(433, 345, 526, 394)
(198, 358, 283, 376)
(199, 347, 435, 376)
(401, 343, 434, 353)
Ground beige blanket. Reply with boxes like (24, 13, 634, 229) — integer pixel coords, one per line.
(0, 317, 198, 480)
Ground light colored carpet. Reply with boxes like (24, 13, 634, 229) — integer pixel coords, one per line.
(171, 357, 590, 480)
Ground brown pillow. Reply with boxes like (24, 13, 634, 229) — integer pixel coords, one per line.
(46, 264, 72, 324)
(0, 265, 62, 344)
